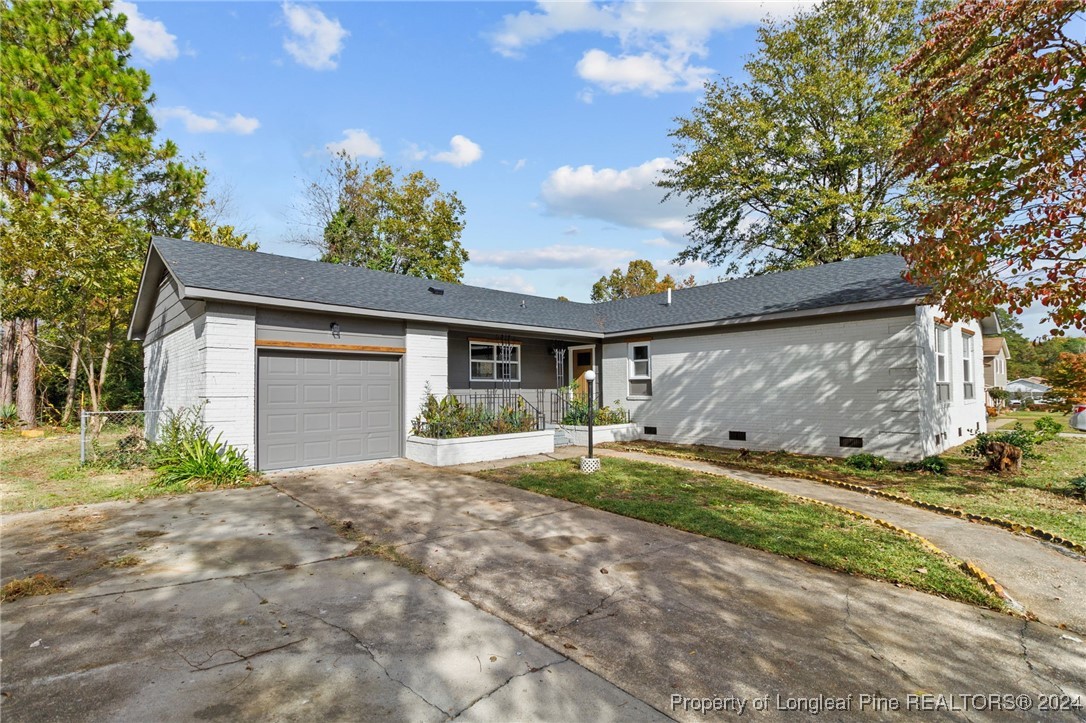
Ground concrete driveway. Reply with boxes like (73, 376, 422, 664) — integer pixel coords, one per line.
(274, 459, 1086, 722)
(0, 487, 661, 722)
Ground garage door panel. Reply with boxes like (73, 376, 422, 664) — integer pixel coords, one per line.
(366, 383, 393, 403)
(258, 351, 401, 470)
(265, 356, 300, 375)
(338, 384, 363, 403)
(365, 434, 393, 456)
(264, 413, 299, 435)
(266, 384, 298, 405)
(336, 411, 363, 431)
(302, 412, 331, 432)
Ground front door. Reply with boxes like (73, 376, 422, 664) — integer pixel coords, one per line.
(570, 347, 594, 397)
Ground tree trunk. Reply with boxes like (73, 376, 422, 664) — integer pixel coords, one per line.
(15, 318, 37, 427)
(61, 338, 83, 424)
(0, 317, 16, 408)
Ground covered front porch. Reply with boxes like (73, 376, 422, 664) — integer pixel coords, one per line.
(445, 328, 603, 426)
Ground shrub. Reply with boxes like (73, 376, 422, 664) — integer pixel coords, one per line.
(561, 396, 629, 426)
(967, 424, 1041, 461)
(1033, 415, 1064, 442)
(150, 405, 251, 487)
(92, 428, 150, 469)
(411, 394, 536, 439)
(154, 431, 251, 488)
(1070, 475, 1086, 499)
(903, 455, 949, 475)
(0, 403, 17, 429)
(843, 453, 891, 471)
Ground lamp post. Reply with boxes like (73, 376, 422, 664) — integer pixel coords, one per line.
(585, 370, 596, 457)
(581, 370, 600, 473)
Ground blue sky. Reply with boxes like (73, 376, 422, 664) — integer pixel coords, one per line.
(120, 1, 1060, 337)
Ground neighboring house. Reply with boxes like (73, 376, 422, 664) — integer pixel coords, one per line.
(1005, 377, 1051, 401)
(982, 336, 1010, 406)
(128, 237, 994, 469)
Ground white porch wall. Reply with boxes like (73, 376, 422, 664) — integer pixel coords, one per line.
(404, 324, 448, 432)
(200, 303, 256, 462)
(602, 310, 926, 461)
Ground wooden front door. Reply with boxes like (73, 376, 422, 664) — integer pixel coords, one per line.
(571, 348, 594, 397)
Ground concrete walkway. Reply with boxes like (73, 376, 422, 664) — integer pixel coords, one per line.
(275, 460, 1086, 722)
(600, 448, 1086, 634)
(0, 487, 661, 722)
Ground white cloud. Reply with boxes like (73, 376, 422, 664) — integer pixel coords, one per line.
(491, 1, 805, 95)
(404, 142, 428, 161)
(576, 49, 711, 95)
(513, 158, 527, 172)
(471, 244, 634, 271)
(541, 158, 691, 238)
(642, 236, 676, 248)
(326, 129, 382, 158)
(577, 88, 595, 104)
(466, 273, 537, 295)
(156, 107, 260, 135)
(431, 135, 483, 167)
(115, 1, 178, 62)
(281, 2, 349, 70)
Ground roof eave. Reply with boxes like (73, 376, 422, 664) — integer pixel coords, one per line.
(182, 286, 606, 339)
(602, 295, 922, 338)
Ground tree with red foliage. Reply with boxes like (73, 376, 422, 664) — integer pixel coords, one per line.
(1047, 352, 1086, 403)
(897, 0, 1085, 333)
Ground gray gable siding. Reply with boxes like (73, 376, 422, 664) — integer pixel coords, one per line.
(145, 274, 206, 344)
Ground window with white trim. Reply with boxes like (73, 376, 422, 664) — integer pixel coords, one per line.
(962, 333, 974, 400)
(628, 342, 652, 397)
(469, 341, 520, 382)
(935, 325, 951, 402)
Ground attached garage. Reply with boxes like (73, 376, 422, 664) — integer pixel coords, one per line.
(257, 351, 401, 470)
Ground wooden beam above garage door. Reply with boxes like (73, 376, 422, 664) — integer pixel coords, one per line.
(255, 340, 406, 354)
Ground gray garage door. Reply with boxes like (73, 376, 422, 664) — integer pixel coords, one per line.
(258, 352, 401, 470)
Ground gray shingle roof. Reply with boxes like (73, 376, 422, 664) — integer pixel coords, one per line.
(148, 236, 922, 336)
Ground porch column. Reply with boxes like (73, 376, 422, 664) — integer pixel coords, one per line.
(404, 324, 448, 433)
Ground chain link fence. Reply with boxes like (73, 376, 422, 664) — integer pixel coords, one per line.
(80, 410, 161, 468)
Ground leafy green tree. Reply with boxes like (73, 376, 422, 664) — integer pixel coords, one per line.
(591, 260, 696, 302)
(1, 0, 156, 425)
(1, 0, 250, 423)
(300, 155, 468, 282)
(661, 0, 930, 275)
(897, 0, 1085, 333)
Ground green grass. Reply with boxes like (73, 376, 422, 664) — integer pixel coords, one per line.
(998, 409, 1084, 435)
(0, 431, 260, 514)
(617, 438, 1086, 547)
(479, 457, 1005, 611)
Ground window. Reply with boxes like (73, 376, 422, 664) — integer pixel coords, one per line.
(628, 342, 652, 397)
(729, 431, 747, 441)
(962, 332, 974, 400)
(643, 426, 658, 435)
(935, 325, 951, 402)
(839, 436, 864, 448)
(469, 342, 520, 382)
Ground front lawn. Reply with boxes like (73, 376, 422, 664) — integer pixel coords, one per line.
(479, 457, 1005, 611)
(0, 431, 260, 514)
(616, 438, 1086, 547)
(999, 409, 1084, 435)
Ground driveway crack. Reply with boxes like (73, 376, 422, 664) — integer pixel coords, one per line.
(299, 611, 447, 717)
(549, 585, 625, 635)
(1018, 618, 1081, 713)
(448, 659, 566, 719)
(842, 586, 923, 691)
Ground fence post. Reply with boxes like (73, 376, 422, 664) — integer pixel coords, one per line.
(80, 410, 86, 465)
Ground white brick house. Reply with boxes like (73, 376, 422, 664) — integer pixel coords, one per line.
(130, 238, 996, 469)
